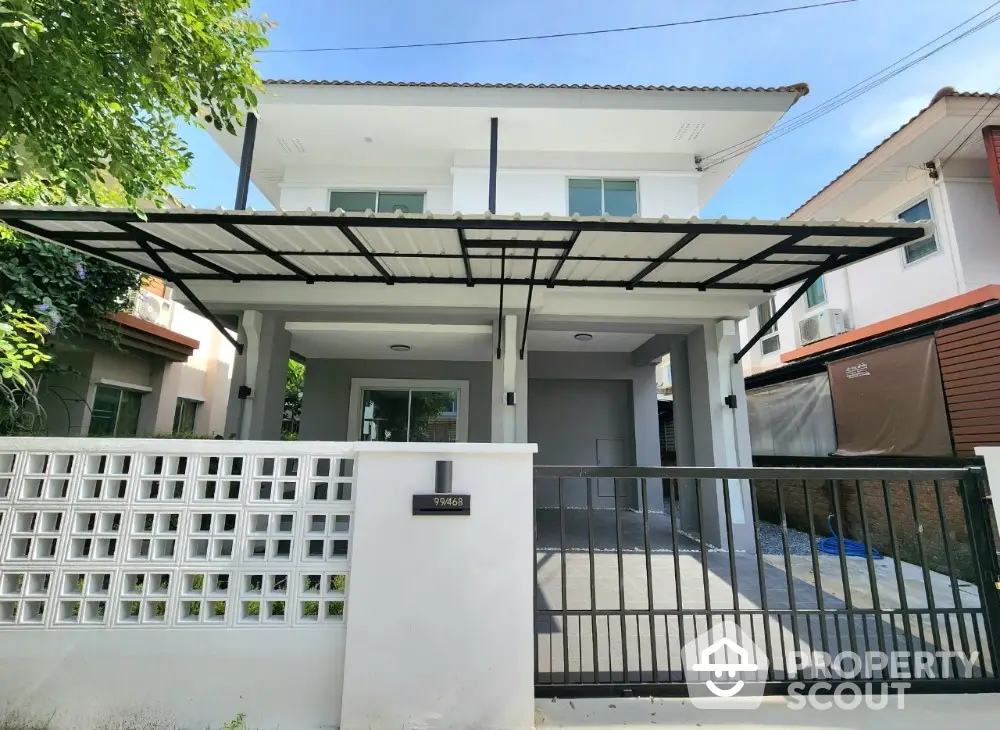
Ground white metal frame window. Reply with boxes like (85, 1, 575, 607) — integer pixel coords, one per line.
(805, 276, 827, 309)
(347, 379, 470, 442)
(329, 190, 425, 214)
(567, 178, 639, 217)
(897, 198, 938, 264)
(756, 298, 781, 355)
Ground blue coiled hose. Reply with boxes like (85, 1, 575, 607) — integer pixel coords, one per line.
(816, 516, 883, 559)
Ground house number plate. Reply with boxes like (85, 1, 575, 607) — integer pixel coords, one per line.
(412, 494, 471, 515)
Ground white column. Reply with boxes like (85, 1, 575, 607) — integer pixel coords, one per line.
(340, 443, 537, 730)
(491, 314, 526, 442)
(224, 310, 290, 440)
(686, 321, 755, 552)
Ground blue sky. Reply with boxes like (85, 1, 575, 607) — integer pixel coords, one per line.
(179, 0, 1000, 218)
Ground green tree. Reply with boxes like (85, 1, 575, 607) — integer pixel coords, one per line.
(0, 1, 270, 431)
(0, 1, 269, 206)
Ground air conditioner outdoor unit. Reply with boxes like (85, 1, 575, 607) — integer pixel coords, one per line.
(798, 309, 847, 345)
(132, 290, 174, 328)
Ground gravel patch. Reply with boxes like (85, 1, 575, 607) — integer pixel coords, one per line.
(757, 521, 814, 555)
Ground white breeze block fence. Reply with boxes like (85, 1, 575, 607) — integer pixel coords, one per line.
(0, 438, 537, 730)
(0, 438, 355, 730)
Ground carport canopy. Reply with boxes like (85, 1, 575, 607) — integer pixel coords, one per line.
(0, 206, 930, 361)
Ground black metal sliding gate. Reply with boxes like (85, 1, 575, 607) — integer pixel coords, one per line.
(533, 465, 1000, 697)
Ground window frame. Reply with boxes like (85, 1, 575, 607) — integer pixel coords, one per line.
(755, 298, 781, 356)
(328, 189, 426, 214)
(895, 197, 939, 265)
(346, 378, 470, 442)
(88, 384, 145, 438)
(567, 177, 640, 217)
(172, 397, 201, 434)
(805, 276, 827, 310)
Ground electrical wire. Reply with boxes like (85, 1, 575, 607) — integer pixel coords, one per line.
(701, 6, 1000, 168)
(933, 86, 1000, 168)
(700, 2, 997, 167)
(699, 1, 1000, 169)
(816, 516, 883, 559)
(259, 0, 858, 53)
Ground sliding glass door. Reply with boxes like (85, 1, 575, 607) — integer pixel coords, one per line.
(358, 387, 460, 443)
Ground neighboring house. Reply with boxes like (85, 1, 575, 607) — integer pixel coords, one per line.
(744, 285, 1000, 457)
(1, 80, 927, 547)
(38, 277, 236, 437)
(739, 87, 1000, 374)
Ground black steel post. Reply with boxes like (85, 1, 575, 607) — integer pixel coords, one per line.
(488, 117, 498, 214)
(234, 112, 258, 211)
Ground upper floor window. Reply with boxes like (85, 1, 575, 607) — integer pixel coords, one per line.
(805, 276, 827, 309)
(755, 298, 781, 355)
(568, 178, 638, 217)
(329, 190, 425, 214)
(897, 199, 938, 264)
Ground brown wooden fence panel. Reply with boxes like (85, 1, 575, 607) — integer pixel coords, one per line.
(936, 315, 1000, 455)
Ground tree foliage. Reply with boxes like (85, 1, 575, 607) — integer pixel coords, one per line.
(0, 176, 142, 338)
(282, 360, 304, 439)
(0, 303, 50, 433)
(0, 0, 269, 207)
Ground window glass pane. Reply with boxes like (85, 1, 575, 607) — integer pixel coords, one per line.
(899, 199, 932, 222)
(115, 391, 143, 437)
(88, 386, 120, 437)
(329, 191, 378, 212)
(360, 389, 409, 442)
(756, 298, 777, 335)
(602, 180, 638, 217)
(377, 192, 425, 214)
(568, 178, 603, 216)
(173, 399, 198, 433)
(761, 335, 781, 355)
(409, 391, 459, 443)
(805, 277, 826, 308)
(903, 236, 938, 263)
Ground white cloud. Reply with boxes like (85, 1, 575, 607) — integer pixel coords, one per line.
(846, 39, 1000, 146)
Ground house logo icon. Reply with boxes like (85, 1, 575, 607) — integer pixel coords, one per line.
(682, 619, 768, 709)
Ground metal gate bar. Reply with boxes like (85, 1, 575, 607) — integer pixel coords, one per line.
(533, 465, 1000, 697)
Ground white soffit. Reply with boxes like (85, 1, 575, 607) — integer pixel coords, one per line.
(0, 207, 931, 293)
(286, 321, 494, 361)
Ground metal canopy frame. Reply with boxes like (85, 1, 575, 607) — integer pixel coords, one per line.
(0, 207, 926, 365)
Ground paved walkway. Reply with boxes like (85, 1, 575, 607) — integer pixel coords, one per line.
(536, 695, 1000, 729)
(535, 508, 990, 681)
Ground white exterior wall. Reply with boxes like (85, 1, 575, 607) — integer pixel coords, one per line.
(164, 303, 237, 436)
(741, 169, 998, 374)
(0, 438, 537, 730)
(946, 178, 1000, 291)
(279, 157, 701, 218)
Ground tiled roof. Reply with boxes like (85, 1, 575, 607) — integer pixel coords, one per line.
(263, 79, 810, 95)
(790, 89, 1000, 217)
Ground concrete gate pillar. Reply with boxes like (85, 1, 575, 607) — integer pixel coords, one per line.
(677, 321, 756, 553)
(223, 310, 290, 440)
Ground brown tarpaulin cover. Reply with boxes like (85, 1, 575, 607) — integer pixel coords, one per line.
(828, 336, 953, 456)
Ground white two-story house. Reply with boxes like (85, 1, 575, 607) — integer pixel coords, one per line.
(1, 80, 927, 547)
(740, 87, 1000, 373)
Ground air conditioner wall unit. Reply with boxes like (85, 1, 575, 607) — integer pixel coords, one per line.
(798, 309, 847, 346)
(132, 290, 174, 329)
